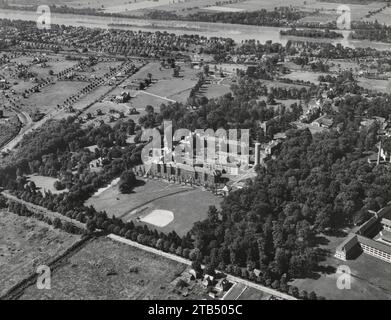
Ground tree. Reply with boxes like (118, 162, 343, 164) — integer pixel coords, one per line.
(119, 171, 137, 194)
(53, 217, 62, 229)
(86, 219, 97, 234)
(191, 260, 202, 274)
(145, 105, 154, 115)
(204, 263, 215, 276)
(308, 291, 317, 300)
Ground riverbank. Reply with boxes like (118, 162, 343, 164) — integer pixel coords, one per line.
(1, 8, 391, 50)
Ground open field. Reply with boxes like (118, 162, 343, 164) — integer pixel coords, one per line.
(0, 116, 21, 149)
(290, 233, 391, 300)
(283, 70, 327, 85)
(19, 81, 85, 115)
(202, 82, 232, 99)
(237, 286, 272, 300)
(85, 178, 192, 218)
(19, 236, 206, 300)
(80, 61, 197, 126)
(364, 6, 391, 25)
(358, 77, 390, 93)
(0, 210, 80, 297)
(126, 186, 222, 236)
(27, 174, 68, 195)
(86, 178, 221, 236)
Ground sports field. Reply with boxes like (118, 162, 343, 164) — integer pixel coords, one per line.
(86, 178, 221, 236)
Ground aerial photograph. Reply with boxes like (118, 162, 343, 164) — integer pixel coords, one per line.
(1, 0, 391, 307)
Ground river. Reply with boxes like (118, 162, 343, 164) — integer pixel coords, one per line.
(1, 8, 391, 50)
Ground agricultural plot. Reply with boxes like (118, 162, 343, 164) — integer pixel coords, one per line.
(0, 116, 21, 149)
(364, 6, 391, 25)
(358, 77, 390, 93)
(298, 1, 386, 24)
(0, 210, 80, 297)
(208, 0, 316, 12)
(19, 237, 204, 300)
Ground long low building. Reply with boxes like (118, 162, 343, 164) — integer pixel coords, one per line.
(335, 205, 391, 264)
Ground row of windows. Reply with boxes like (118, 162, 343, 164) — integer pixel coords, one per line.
(361, 244, 391, 262)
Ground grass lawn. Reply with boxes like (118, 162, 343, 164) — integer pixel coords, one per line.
(358, 77, 390, 93)
(19, 237, 202, 300)
(85, 178, 191, 218)
(27, 174, 68, 195)
(283, 70, 326, 85)
(203, 82, 232, 99)
(86, 178, 222, 236)
(126, 186, 223, 236)
(290, 233, 391, 300)
(0, 210, 80, 297)
(20, 81, 86, 115)
(237, 286, 272, 300)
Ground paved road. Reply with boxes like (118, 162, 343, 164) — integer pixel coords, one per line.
(108, 234, 297, 300)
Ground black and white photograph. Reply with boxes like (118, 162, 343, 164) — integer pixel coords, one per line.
(0, 0, 391, 307)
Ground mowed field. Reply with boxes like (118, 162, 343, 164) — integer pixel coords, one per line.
(19, 81, 85, 115)
(290, 233, 391, 300)
(80, 61, 198, 125)
(27, 174, 68, 195)
(19, 237, 202, 300)
(0, 210, 80, 297)
(358, 77, 390, 93)
(86, 178, 222, 236)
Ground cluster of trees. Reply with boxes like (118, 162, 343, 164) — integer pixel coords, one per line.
(0, 117, 143, 206)
(6, 199, 83, 235)
(189, 73, 207, 102)
(146, 7, 306, 28)
(119, 171, 137, 194)
(280, 28, 343, 39)
(318, 71, 355, 84)
(351, 21, 391, 43)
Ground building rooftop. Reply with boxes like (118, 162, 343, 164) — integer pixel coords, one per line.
(357, 235, 391, 255)
(381, 229, 391, 243)
(336, 233, 358, 253)
(379, 206, 391, 223)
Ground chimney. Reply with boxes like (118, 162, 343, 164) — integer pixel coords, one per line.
(377, 140, 382, 165)
(254, 143, 261, 166)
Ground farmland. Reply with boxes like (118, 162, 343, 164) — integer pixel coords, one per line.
(0, 116, 21, 149)
(19, 237, 205, 300)
(0, 210, 80, 297)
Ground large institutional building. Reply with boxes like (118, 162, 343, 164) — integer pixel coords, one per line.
(335, 206, 391, 263)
